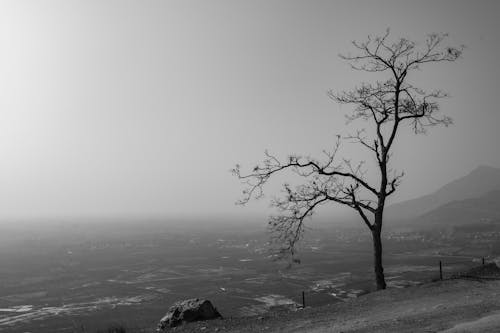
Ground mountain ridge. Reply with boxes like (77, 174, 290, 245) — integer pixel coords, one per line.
(412, 189, 500, 229)
(386, 165, 500, 224)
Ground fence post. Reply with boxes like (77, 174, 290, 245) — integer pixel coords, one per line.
(439, 260, 443, 280)
(482, 257, 485, 265)
(302, 291, 305, 308)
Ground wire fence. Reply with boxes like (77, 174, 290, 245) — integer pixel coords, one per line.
(437, 257, 500, 281)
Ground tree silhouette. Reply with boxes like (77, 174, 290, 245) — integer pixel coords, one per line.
(233, 31, 462, 290)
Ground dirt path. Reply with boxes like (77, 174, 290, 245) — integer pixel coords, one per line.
(173, 279, 500, 332)
(440, 311, 500, 333)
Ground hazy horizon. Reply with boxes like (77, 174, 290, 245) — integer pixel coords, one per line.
(1, 0, 499, 223)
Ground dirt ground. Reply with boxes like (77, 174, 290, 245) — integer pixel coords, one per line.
(169, 278, 500, 333)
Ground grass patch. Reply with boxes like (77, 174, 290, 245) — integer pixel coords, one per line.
(95, 323, 127, 333)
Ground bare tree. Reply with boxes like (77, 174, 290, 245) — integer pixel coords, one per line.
(233, 31, 462, 290)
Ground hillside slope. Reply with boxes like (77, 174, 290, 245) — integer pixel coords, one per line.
(172, 278, 500, 333)
(386, 165, 500, 223)
(414, 190, 500, 229)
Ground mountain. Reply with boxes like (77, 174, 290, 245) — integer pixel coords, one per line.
(414, 190, 500, 229)
(385, 165, 500, 223)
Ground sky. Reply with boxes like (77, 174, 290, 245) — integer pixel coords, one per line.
(0, 0, 499, 223)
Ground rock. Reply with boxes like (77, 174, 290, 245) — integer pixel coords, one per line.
(157, 298, 222, 331)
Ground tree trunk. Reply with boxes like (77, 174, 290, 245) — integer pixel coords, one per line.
(372, 227, 386, 290)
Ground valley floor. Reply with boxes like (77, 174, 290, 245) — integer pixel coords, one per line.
(173, 278, 500, 333)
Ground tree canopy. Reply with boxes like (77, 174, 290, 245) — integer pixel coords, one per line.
(233, 30, 463, 289)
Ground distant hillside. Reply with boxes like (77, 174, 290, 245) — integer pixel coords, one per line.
(414, 190, 500, 229)
(386, 165, 500, 223)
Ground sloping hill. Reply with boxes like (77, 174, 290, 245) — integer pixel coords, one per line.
(414, 190, 500, 229)
(386, 165, 500, 223)
(171, 278, 500, 333)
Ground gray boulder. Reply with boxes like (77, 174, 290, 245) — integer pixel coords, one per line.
(157, 298, 222, 330)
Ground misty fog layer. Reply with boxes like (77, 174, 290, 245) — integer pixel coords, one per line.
(0, 0, 499, 222)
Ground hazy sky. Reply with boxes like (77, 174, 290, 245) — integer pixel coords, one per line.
(0, 0, 499, 223)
